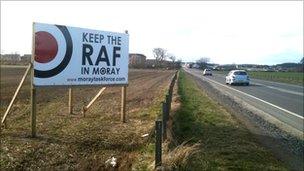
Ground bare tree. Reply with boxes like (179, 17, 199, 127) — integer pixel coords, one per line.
(196, 57, 210, 69)
(167, 53, 176, 69)
(176, 59, 182, 69)
(152, 48, 167, 67)
(153, 48, 167, 61)
(197, 57, 210, 63)
(168, 54, 176, 63)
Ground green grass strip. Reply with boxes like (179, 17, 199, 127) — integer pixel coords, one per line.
(172, 70, 287, 170)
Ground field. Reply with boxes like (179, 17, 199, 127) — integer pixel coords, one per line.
(248, 71, 303, 85)
(0, 66, 175, 170)
(214, 70, 303, 85)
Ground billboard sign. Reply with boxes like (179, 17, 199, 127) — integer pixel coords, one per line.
(33, 23, 129, 86)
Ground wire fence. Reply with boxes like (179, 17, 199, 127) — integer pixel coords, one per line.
(155, 70, 178, 168)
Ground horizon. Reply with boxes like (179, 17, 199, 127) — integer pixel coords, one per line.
(1, 52, 302, 66)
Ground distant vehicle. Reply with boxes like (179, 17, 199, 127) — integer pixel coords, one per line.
(203, 69, 212, 76)
(225, 70, 250, 85)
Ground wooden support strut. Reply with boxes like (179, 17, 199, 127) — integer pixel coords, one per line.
(82, 87, 106, 116)
(1, 63, 32, 125)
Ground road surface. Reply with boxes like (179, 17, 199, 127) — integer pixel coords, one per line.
(184, 68, 304, 133)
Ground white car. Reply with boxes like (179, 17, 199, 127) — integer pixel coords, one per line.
(225, 70, 250, 85)
(203, 69, 212, 76)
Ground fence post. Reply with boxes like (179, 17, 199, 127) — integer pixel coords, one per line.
(155, 120, 162, 168)
(169, 83, 173, 98)
(166, 94, 171, 113)
(162, 102, 168, 140)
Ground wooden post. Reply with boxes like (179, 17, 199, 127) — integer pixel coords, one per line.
(120, 29, 128, 123)
(68, 88, 73, 114)
(31, 84, 36, 137)
(31, 22, 36, 138)
(166, 94, 171, 113)
(162, 102, 167, 140)
(1, 63, 32, 125)
(170, 84, 173, 96)
(121, 86, 127, 123)
(155, 120, 162, 168)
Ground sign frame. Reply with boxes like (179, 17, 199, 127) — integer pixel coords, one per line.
(32, 22, 129, 87)
(30, 22, 129, 137)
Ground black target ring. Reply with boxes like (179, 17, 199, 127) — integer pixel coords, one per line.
(34, 25, 73, 78)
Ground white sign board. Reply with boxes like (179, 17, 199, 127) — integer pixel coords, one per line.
(33, 23, 129, 86)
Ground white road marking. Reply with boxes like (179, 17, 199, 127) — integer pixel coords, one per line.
(213, 73, 303, 96)
(255, 84, 303, 96)
(185, 69, 304, 120)
(251, 77, 304, 89)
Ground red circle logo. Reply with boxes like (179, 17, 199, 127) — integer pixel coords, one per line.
(35, 31, 58, 63)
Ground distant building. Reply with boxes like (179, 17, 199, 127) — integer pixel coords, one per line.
(1, 54, 21, 61)
(129, 53, 146, 68)
(21, 54, 31, 63)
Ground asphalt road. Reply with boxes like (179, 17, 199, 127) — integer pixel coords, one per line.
(184, 68, 304, 133)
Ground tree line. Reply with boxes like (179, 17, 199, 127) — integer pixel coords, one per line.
(152, 48, 181, 69)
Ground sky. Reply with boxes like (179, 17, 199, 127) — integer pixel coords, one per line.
(1, 1, 303, 65)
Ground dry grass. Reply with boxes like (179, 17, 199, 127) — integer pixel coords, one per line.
(0, 67, 176, 170)
(162, 141, 201, 170)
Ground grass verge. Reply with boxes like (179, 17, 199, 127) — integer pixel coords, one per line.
(172, 70, 287, 170)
